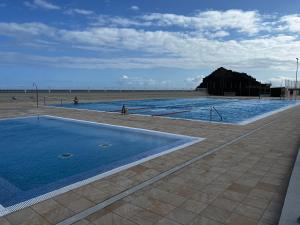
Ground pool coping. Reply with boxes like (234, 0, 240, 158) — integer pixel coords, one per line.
(278, 148, 300, 225)
(0, 115, 203, 217)
(238, 102, 300, 125)
(46, 99, 300, 126)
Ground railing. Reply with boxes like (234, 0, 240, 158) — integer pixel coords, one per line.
(43, 96, 66, 106)
(209, 106, 223, 121)
(33, 83, 39, 108)
(285, 80, 300, 89)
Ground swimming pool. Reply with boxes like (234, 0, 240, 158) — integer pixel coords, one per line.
(55, 98, 300, 125)
(0, 115, 201, 215)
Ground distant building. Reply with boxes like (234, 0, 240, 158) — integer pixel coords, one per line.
(196, 67, 271, 96)
(270, 80, 299, 98)
(270, 87, 285, 97)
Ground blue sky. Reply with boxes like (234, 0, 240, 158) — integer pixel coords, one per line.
(1, 0, 300, 89)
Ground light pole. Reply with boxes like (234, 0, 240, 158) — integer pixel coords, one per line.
(296, 58, 299, 99)
(296, 58, 299, 87)
(33, 82, 39, 108)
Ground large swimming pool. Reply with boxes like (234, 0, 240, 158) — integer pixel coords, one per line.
(0, 115, 201, 214)
(56, 98, 300, 125)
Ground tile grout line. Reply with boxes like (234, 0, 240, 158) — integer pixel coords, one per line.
(56, 118, 277, 225)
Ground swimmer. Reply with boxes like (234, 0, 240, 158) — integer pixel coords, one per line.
(73, 96, 79, 104)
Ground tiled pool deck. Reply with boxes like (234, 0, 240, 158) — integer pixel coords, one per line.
(0, 95, 299, 225)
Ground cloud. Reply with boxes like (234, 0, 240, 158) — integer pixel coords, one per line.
(118, 74, 174, 89)
(204, 30, 229, 38)
(0, 3, 6, 7)
(24, 0, 60, 10)
(130, 5, 139, 11)
(269, 75, 296, 86)
(279, 14, 300, 32)
(91, 10, 262, 34)
(1, 10, 300, 75)
(57, 27, 180, 53)
(197, 10, 262, 34)
(142, 10, 263, 35)
(0, 48, 296, 77)
(0, 51, 204, 70)
(185, 75, 204, 84)
(0, 21, 300, 72)
(92, 15, 152, 27)
(65, 8, 94, 16)
(0, 22, 56, 37)
(23, 1, 36, 9)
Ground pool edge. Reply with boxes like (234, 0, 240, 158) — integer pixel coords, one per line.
(238, 101, 300, 125)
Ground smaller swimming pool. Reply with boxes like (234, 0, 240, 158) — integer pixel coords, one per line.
(0, 115, 202, 215)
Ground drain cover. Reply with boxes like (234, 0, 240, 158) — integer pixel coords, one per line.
(99, 143, 111, 148)
(58, 153, 73, 159)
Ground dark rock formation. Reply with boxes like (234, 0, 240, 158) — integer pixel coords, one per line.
(196, 67, 270, 96)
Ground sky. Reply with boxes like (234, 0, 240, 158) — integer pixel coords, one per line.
(0, 0, 300, 89)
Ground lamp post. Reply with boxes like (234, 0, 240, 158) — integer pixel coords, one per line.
(296, 58, 299, 99)
(296, 58, 299, 87)
(33, 82, 38, 108)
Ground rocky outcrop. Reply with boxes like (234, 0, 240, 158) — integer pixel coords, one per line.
(196, 67, 270, 96)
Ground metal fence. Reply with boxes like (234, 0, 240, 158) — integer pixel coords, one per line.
(285, 80, 300, 89)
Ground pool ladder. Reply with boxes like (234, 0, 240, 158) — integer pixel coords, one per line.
(209, 106, 223, 121)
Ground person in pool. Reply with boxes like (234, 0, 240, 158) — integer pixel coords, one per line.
(121, 104, 128, 115)
(73, 96, 79, 104)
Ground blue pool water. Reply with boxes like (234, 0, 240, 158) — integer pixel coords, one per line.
(56, 98, 300, 124)
(0, 116, 198, 207)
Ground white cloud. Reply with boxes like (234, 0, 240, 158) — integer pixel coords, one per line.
(0, 3, 6, 7)
(204, 30, 229, 38)
(279, 14, 300, 32)
(269, 75, 295, 86)
(91, 10, 262, 34)
(0, 22, 56, 37)
(65, 8, 94, 16)
(197, 10, 262, 34)
(24, 0, 60, 10)
(0, 51, 203, 70)
(185, 75, 204, 84)
(57, 27, 183, 54)
(130, 5, 139, 11)
(23, 1, 36, 9)
(118, 74, 174, 89)
(1, 21, 300, 72)
(142, 10, 263, 35)
(1, 10, 300, 76)
(92, 15, 152, 27)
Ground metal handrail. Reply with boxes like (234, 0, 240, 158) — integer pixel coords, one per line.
(33, 82, 39, 108)
(43, 96, 67, 106)
(210, 106, 223, 121)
